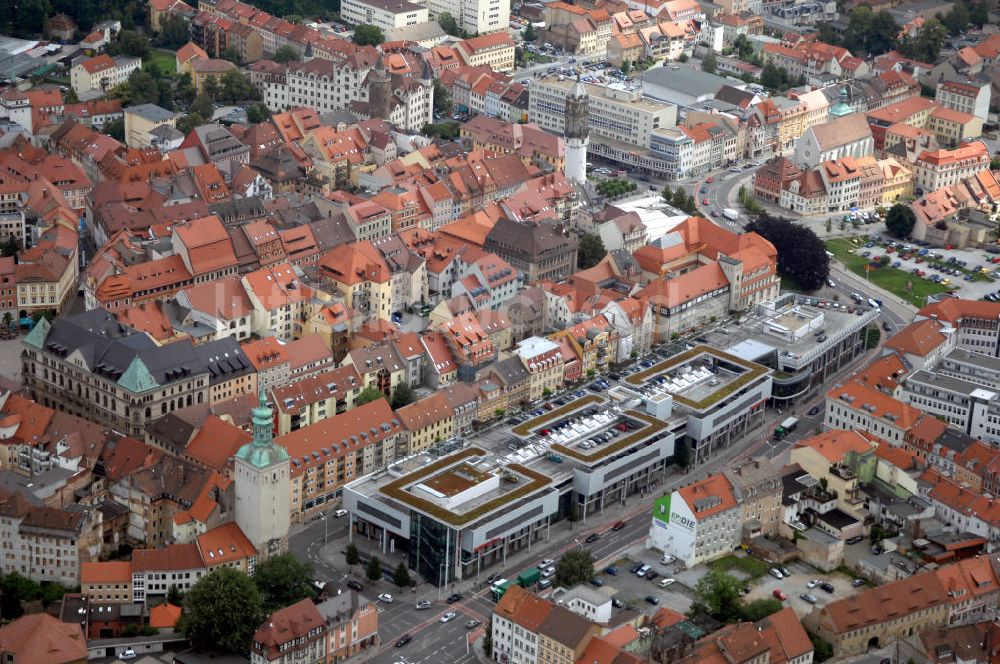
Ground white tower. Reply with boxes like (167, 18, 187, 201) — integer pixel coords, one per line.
(564, 76, 589, 184)
(235, 390, 291, 561)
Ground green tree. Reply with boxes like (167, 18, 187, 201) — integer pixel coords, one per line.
(620, 60, 631, 75)
(253, 553, 317, 613)
(390, 383, 416, 409)
(495, 407, 506, 419)
(689, 569, 743, 622)
(825, 218, 832, 233)
(64, 87, 80, 104)
(577, 233, 606, 270)
(103, 117, 125, 142)
(702, 51, 717, 73)
(175, 72, 196, 105)
(273, 44, 301, 64)
(761, 62, 786, 90)
(167, 585, 184, 606)
(970, 0, 990, 25)
(433, 78, 453, 115)
(740, 598, 783, 622)
(124, 68, 160, 105)
(10, 0, 52, 37)
(345, 542, 361, 569)
(745, 214, 831, 290)
(176, 112, 207, 135)
(422, 122, 461, 140)
(885, 202, 916, 238)
(180, 567, 263, 654)
(203, 74, 222, 101)
(438, 12, 461, 37)
(542, 387, 553, 398)
(144, 58, 162, 81)
(221, 68, 253, 103)
(662, 185, 674, 203)
(554, 548, 594, 588)
(393, 562, 411, 588)
(808, 631, 834, 662)
(523, 22, 536, 42)
(157, 79, 175, 110)
(157, 14, 191, 49)
(352, 24, 384, 47)
(2, 312, 12, 329)
(366, 556, 383, 582)
(356, 385, 385, 405)
(247, 103, 271, 124)
(900, 19, 948, 62)
(943, 0, 971, 35)
(108, 30, 151, 59)
(189, 92, 214, 119)
(732, 34, 753, 60)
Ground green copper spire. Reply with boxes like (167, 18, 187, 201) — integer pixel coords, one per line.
(829, 86, 852, 118)
(118, 357, 159, 393)
(236, 389, 290, 469)
(23, 316, 50, 349)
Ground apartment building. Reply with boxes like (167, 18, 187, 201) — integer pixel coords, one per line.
(425, 0, 510, 36)
(927, 106, 984, 148)
(824, 379, 925, 445)
(456, 32, 517, 73)
(913, 141, 990, 192)
(725, 457, 782, 539)
(808, 568, 949, 656)
(70, 54, 141, 96)
(396, 392, 455, 454)
(279, 398, 403, 521)
(649, 473, 741, 568)
(0, 493, 88, 586)
(341, 0, 428, 30)
(917, 298, 1000, 356)
(935, 79, 990, 121)
(271, 365, 362, 436)
(514, 336, 564, 401)
(528, 76, 676, 151)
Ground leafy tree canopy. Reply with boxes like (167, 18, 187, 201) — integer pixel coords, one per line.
(273, 44, 301, 64)
(578, 233, 607, 270)
(689, 569, 743, 622)
(745, 213, 830, 291)
(356, 385, 385, 405)
(180, 567, 263, 654)
(253, 553, 317, 613)
(390, 383, 416, 409)
(554, 549, 595, 588)
(885, 203, 916, 239)
(107, 30, 151, 59)
(352, 24, 384, 47)
(366, 556, 383, 582)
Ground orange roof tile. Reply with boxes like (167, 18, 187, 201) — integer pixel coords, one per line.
(150, 603, 182, 628)
(677, 473, 737, 521)
(81, 561, 132, 585)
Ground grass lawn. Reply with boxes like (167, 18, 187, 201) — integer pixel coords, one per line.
(712, 554, 769, 580)
(826, 238, 949, 307)
(146, 49, 177, 76)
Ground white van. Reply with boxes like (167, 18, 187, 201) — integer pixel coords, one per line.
(658, 577, 675, 588)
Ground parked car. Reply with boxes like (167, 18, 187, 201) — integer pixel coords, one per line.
(807, 406, 820, 417)
(779, 566, 791, 577)
(819, 582, 835, 593)
(378, 593, 393, 603)
(658, 578, 675, 588)
(466, 620, 481, 629)
(660, 554, 675, 564)
(645, 595, 660, 605)
(590, 577, 604, 587)
(347, 580, 364, 591)
(769, 568, 784, 579)
(773, 589, 787, 600)
(852, 579, 866, 587)
(415, 600, 432, 609)
(800, 593, 818, 604)
(846, 535, 864, 545)
(604, 565, 618, 575)
(807, 579, 820, 588)
(396, 635, 413, 647)
(538, 558, 555, 569)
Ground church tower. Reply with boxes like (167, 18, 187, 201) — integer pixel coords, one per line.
(829, 86, 852, 118)
(564, 76, 589, 183)
(368, 57, 392, 121)
(235, 391, 291, 561)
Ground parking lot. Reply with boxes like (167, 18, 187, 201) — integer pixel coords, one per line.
(596, 554, 693, 616)
(746, 559, 865, 616)
(843, 236, 1000, 301)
